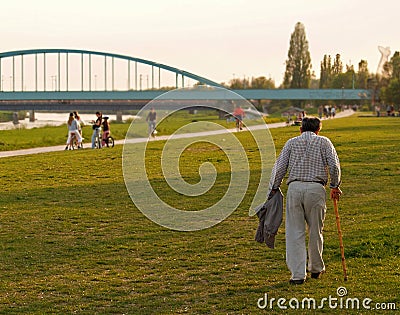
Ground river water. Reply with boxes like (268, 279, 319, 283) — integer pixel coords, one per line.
(0, 112, 139, 130)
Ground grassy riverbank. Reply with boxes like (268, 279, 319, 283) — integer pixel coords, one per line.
(0, 115, 398, 314)
(0, 110, 287, 151)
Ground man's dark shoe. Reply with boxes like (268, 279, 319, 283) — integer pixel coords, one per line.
(311, 271, 323, 279)
(289, 279, 305, 285)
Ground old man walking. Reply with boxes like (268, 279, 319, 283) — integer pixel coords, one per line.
(268, 116, 342, 284)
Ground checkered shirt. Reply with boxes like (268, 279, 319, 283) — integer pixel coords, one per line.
(270, 131, 341, 189)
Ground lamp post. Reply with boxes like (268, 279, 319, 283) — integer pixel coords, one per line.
(341, 85, 344, 110)
(51, 75, 57, 91)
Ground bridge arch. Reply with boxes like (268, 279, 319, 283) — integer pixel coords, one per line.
(0, 48, 222, 92)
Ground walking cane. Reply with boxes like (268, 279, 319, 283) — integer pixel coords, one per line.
(333, 198, 348, 281)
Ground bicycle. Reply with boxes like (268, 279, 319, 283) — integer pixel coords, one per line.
(66, 132, 84, 150)
(102, 131, 115, 148)
(92, 127, 114, 148)
(235, 116, 243, 131)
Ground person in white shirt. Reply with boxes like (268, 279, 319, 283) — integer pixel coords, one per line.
(65, 113, 83, 150)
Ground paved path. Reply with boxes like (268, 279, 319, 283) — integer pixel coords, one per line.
(0, 110, 354, 158)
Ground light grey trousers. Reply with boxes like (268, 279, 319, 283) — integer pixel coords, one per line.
(286, 181, 326, 280)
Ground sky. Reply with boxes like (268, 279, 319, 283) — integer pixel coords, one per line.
(0, 0, 399, 87)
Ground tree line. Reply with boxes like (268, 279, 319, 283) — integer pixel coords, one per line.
(222, 22, 399, 112)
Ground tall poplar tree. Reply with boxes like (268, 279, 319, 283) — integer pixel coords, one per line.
(332, 54, 343, 75)
(283, 22, 312, 89)
(357, 60, 369, 89)
(320, 54, 332, 88)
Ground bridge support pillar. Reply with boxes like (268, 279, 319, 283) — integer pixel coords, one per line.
(29, 110, 35, 122)
(116, 111, 123, 123)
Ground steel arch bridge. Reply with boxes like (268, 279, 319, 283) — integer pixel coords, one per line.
(0, 48, 222, 93)
(0, 48, 371, 111)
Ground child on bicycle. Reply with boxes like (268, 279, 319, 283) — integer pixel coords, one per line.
(101, 116, 111, 147)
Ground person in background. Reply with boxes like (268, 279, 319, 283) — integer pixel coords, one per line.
(73, 111, 85, 138)
(331, 106, 336, 118)
(91, 111, 102, 148)
(318, 105, 323, 119)
(146, 107, 157, 137)
(233, 105, 245, 131)
(375, 105, 381, 117)
(101, 116, 111, 147)
(386, 105, 391, 116)
(65, 112, 82, 150)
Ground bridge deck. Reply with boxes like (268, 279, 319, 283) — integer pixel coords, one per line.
(0, 89, 370, 111)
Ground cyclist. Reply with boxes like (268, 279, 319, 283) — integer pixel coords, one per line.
(101, 116, 111, 147)
(233, 105, 245, 131)
(146, 107, 157, 137)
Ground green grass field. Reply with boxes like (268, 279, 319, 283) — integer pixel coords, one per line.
(0, 114, 399, 314)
